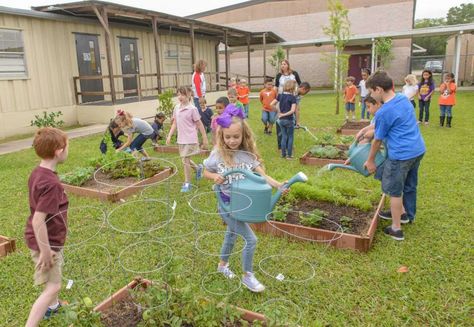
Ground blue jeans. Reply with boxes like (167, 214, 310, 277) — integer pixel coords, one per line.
(243, 104, 249, 118)
(219, 208, 257, 273)
(193, 97, 200, 109)
(261, 110, 277, 125)
(279, 119, 294, 157)
(376, 154, 424, 221)
(130, 133, 151, 152)
(418, 100, 430, 122)
(440, 105, 453, 117)
(360, 97, 370, 119)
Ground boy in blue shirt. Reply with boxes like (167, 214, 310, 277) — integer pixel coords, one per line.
(364, 71, 425, 241)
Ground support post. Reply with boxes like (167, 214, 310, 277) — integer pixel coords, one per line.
(247, 34, 251, 88)
(190, 23, 196, 67)
(371, 38, 376, 73)
(152, 16, 163, 94)
(453, 33, 462, 85)
(262, 32, 267, 78)
(224, 29, 229, 90)
(215, 43, 220, 91)
(286, 48, 290, 60)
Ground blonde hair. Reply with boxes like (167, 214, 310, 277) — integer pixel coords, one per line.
(216, 116, 261, 166)
(239, 78, 247, 84)
(227, 88, 238, 97)
(194, 59, 207, 73)
(114, 110, 133, 129)
(405, 74, 418, 86)
(283, 79, 297, 93)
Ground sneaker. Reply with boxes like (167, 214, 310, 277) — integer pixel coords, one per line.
(180, 183, 191, 193)
(286, 156, 294, 160)
(383, 226, 404, 241)
(424, 121, 429, 126)
(242, 273, 265, 292)
(195, 164, 203, 181)
(44, 302, 62, 319)
(417, 121, 421, 125)
(217, 264, 236, 279)
(379, 210, 411, 224)
(140, 157, 151, 162)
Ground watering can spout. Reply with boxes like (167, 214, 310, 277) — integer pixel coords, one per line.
(327, 163, 360, 173)
(271, 172, 308, 208)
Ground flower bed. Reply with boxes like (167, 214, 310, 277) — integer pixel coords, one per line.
(0, 235, 16, 258)
(300, 144, 349, 166)
(337, 120, 370, 135)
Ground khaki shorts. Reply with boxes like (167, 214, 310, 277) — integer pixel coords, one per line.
(179, 144, 200, 158)
(30, 250, 63, 286)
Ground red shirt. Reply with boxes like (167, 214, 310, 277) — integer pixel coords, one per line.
(259, 88, 277, 111)
(439, 82, 456, 106)
(344, 85, 358, 103)
(237, 86, 250, 105)
(24, 166, 69, 251)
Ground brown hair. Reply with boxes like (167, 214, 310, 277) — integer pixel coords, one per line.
(283, 79, 297, 93)
(33, 127, 68, 159)
(346, 76, 356, 83)
(280, 59, 293, 74)
(264, 77, 273, 84)
(177, 86, 193, 101)
(227, 88, 238, 97)
(364, 95, 378, 105)
(194, 59, 207, 73)
(216, 116, 261, 166)
(113, 110, 133, 129)
(366, 71, 394, 91)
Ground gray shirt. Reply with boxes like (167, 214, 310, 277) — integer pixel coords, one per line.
(124, 118, 154, 136)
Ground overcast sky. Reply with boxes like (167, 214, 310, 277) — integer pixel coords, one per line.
(0, 0, 471, 19)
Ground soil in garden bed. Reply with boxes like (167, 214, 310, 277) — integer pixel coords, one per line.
(80, 170, 143, 192)
(284, 199, 372, 235)
(340, 121, 370, 130)
(308, 144, 349, 160)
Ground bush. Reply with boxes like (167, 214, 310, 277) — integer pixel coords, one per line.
(30, 111, 64, 128)
(157, 89, 175, 119)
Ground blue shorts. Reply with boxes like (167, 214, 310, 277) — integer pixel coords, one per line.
(130, 133, 152, 152)
(345, 103, 355, 111)
(261, 110, 277, 124)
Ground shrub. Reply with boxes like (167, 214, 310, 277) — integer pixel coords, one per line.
(30, 111, 64, 128)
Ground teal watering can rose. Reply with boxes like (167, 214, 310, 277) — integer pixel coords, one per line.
(215, 169, 308, 223)
(327, 141, 387, 177)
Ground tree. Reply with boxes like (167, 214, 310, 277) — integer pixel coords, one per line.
(323, 0, 351, 115)
(375, 37, 394, 69)
(413, 18, 448, 56)
(267, 46, 286, 74)
(447, 3, 474, 25)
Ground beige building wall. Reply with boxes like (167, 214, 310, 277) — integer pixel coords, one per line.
(0, 12, 218, 139)
(197, 0, 414, 87)
(446, 34, 474, 85)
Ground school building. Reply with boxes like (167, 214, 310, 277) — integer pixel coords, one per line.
(0, 1, 281, 139)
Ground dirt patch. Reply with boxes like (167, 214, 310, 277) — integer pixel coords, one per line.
(80, 170, 141, 192)
(283, 199, 372, 235)
(340, 121, 370, 130)
(101, 296, 142, 327)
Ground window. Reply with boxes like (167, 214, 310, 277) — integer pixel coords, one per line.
(0, 29, 27, 78)
(164, 43, 192, 73)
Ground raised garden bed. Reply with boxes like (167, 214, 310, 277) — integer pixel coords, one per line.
(300, 144, 348, 166)
(62, 167, 173, 202)
(154, 145, 210, 156)
(95, 277, 266, 326)
(0, 235, 16, 258)
(337, 120, 370, 135)
(252, 194, 385, 252)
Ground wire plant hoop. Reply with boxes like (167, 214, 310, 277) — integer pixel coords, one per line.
(118, 240, 173, 274)
(62, 244, 112, 283)
(201, 272, 242, 296)
(194, 230, 248, 258)
(258, 254, 316, 284)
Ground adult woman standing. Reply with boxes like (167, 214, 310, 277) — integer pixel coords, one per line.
(274, 60, 301, 150)
(192, 59, 207, 109)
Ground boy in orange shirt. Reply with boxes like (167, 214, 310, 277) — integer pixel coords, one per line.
(344, 76, 358, 121)
(439, 72, 456, 128)
(259, 78, 278, 135)
(237, 78, 250, 118)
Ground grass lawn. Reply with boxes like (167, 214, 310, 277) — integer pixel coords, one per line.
(0, 91, 472, 326)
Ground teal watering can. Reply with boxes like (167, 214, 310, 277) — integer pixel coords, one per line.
(215, 169, 308, 223)
(327, 141, 387, 177)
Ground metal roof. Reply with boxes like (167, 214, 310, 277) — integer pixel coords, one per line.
(29, 0, 284, 46)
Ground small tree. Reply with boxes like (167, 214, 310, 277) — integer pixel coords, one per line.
(375, 37, 394, 70)
(157, 89, 175, 119)
(267, 46, 286, 75)
(323, 0, 351, 115)
(30, 111, 64, 128)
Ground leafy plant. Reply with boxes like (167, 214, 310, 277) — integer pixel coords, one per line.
(59, 167, 94, 186)
(375, 37, 394, 69)
(50, 297, 101, 326)
(272, 202, 292, 222)
(340, 215, 353, 232)
(267, 46, 286, 74)
(30, 111, 64, 128)
(340, 135, 355, 145)
(321, 133, 336, 145)
(309, 145, 340, 159)
(299, 209, 328, 227)
(158, 89, 175, 119)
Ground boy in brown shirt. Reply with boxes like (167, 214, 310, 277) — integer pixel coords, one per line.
(25, 127, 69, 326)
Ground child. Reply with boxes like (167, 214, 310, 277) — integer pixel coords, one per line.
(271, 80, 297, 159)
(227, 88, 244, 113)
(166, 86, 209, 192)
(237, 78, 250, 118)
(358, 68, 371, 120)
(151, 112, 166, 143)
(99, 120, 125, 154)
(355, 95, 380, 144)
(259, 78, 277, 135)
(364, 71, 425, 241)
(295, 81, 311, 128)
(198, 97, 214, 134)
(418, 70, 435, 125)
(114, 110, 155, 160)
(25, 128, 69, 326)
(228, 77, 237, 89)
(344, 76, 357, 121)
(439, 72, 456, 128)
(402, 74, 418, 108)
(211, 97, 230, 145)
(203, 105, 287, 293)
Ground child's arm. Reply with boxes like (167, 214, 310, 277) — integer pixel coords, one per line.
(203, 169, 225, 184)
(116, 134, 132, 151)
(166, 120, 177, 145)
(196, 120, 209, 149)
(32, 211, 55, 271)
(254, 166, 285, 190)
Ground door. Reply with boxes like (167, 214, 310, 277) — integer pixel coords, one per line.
(75, 34, 103, 103)
(348, 54, 371, 84)
(119, 37, 139, 97)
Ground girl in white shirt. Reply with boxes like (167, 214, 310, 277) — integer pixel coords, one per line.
(402, 74, 419, 108)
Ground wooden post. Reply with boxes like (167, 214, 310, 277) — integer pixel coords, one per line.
(152, 16, 163, 94)
(136, 74, 141, 101)
(224, 29, 229, 90)
(286, 48, 290, 61)
(175, 73, 179, 89)
(247, 34, 251, 88)
(262, 32, 267, 79)
(190, 23, 196, 67)
(215, 43, 220, 91)
(73, 77, 79, 104)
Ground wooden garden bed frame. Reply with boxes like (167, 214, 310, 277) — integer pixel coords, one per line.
(0, 235, 16, 258)
(299, 152, 346, 166)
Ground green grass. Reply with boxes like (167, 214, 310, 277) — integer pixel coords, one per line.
(0, 92, 473, 326)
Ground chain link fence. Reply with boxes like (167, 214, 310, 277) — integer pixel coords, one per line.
(410, 54, 474, 86)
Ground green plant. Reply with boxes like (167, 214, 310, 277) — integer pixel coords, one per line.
(272, 202, 292, 222)
(309, 145, 340, 159)
(340, 135, 355, 145)
(321, 133, 336, 145)
(59, 167, 95, 186)
(267, 46, 286, 74)
(30, 111, 64, 128)
(299, 209, 328, 227)
(340, 215, 353, 232)
(50, 297, 101, 326)
(158, 89, 175, 119)
(375, 37, 394, 69)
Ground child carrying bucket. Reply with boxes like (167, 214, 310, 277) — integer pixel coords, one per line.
(203, 104, 288, 292)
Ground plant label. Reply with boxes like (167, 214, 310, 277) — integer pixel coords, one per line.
(66, 279, 74, 290)
(276, 273, 285, 281)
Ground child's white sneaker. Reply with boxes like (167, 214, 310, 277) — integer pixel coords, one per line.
(242, 272, 265, 292)
(217, 264, 236, 279)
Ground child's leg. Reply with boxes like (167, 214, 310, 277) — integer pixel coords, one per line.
(360, 100, 366, 120)
(418, 100, 424, 122)
(26, 281, 62, 327)
(276, 120, 282, 150)
(425, 100, 430, 122)
(182, 157, 192, 183)
(351, 104, 356, 120)
(244, 104, 249, 118)
(440, 105, 446, 126)
(280, 121, 289, 157)
(402, 155, 423, 222)
(287, 123, 295, 157)
(390, 196, 404, 230)
(261, 111, 268, 132)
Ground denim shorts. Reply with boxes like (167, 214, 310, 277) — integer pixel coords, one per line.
(375, 154, 424, 197)
(261, 110, 277, 124)
(345, 102, 355, 111)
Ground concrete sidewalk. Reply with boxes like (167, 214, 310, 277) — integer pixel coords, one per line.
(0, 124, 107, 156)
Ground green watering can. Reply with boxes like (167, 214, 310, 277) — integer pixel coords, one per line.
(215, 169, 308, 223)
(327, 141, 387, 177)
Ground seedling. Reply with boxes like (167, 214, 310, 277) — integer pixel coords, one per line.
(299, 209, 328, 227)
(340, 215, 353, 232)
(272, 202, 292, 222)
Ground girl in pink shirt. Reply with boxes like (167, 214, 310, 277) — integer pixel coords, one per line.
(166, 86, 208, 192)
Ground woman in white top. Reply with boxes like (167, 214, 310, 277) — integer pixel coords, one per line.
(402, 74, 419, 108)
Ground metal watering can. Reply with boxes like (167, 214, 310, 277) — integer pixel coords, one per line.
(215, 169, 308, 223)
(327, 141, 387, 177)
